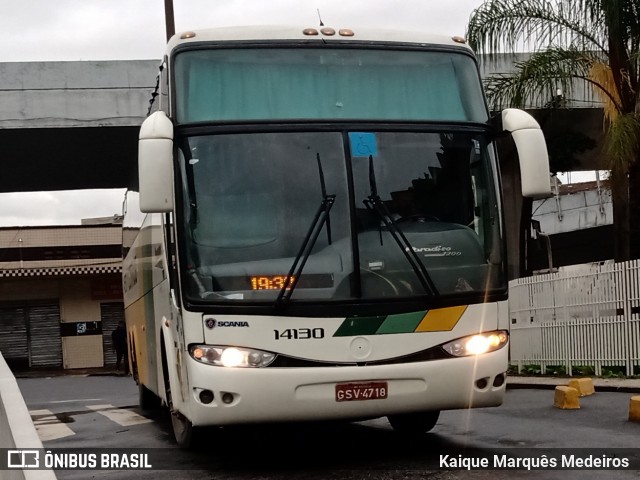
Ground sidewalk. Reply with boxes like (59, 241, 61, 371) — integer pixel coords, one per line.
(507, 375, 640, 393)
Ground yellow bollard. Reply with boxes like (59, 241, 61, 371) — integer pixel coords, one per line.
(629, 396, 640, 422)
(568, 378, 595, 396)
(554, 386, 580, 409)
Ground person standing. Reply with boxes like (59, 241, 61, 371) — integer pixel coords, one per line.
(111, 320, 129, 374)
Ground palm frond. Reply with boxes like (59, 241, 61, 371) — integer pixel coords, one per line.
(588, 61, 626, 122)
(605, 113, 640, 174)
(482, 46, 602, 110)
(467, 0, 606, 59)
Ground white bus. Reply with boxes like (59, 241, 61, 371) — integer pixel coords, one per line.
(123, 25, 550, 448)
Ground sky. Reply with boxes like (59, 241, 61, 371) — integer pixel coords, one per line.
(0, 0, 592, 227)
(0, 1, 480, 63)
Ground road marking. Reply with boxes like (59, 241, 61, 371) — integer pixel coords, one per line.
(29, 409, 75, 441)
(87, 404, 153, 426)
(49, 398, 103, 404)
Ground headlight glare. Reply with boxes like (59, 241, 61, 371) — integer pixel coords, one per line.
(220, 347, 245, 367)
(442, 330, 508, 357)
(189, 345, 276, 367)
(465, 335, 491, 355)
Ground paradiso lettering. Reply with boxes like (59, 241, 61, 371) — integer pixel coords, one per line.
(407, 245, 462, 257)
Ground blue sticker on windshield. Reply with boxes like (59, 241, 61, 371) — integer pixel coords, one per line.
(349, 132, 378, 158)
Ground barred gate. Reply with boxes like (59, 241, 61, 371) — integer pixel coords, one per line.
(509, 259, 640, 376)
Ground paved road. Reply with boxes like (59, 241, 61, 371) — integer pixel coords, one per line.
(16, 375, 640, 480)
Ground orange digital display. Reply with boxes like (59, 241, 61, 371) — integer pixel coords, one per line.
(250, 275, 296, 290)
(213, 274, 333, 292)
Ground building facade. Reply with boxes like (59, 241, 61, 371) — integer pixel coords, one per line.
(0, 220, 123, 370)
(529, 178, 614, 272)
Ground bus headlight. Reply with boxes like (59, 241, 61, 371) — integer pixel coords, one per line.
(189, 345, 276, 367)
(441, 331, 508, 357)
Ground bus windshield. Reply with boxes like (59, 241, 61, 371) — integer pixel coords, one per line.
(179, 130, 505, 304)
(173, 48, 488, 123)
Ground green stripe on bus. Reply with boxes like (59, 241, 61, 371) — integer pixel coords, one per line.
(375, 311, 426, 334)
(333, 316, 387, 336)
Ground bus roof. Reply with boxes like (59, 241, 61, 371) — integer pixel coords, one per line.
(166, 25, 473, 55)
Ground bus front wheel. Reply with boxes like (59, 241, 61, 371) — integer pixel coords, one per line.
(165, 379, 197, 448)
(161, 340, 197, 449)
(171, 409, 195, 448)
(387, 411, 440, 435)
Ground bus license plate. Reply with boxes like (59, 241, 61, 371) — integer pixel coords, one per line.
(335, 381, 388, 402)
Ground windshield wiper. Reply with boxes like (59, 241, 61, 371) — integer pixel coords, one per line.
(362, 155, 439, 297)
(317, 153, 333, 246)
(276, 154, 335, 305)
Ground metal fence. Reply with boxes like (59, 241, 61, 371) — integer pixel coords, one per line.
(509, 259, 640, 376)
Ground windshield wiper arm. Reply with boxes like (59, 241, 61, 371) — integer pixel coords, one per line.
(363, 155, 439, 297)
(276, 153, 335, 305)
(317, 153, 332, 245)
(276, 194, 335, 305)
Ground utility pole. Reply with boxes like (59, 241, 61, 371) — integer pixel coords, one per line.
(164, 0, 176, 41)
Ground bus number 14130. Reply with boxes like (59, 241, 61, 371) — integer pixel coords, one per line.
(274, 328, 325, 340)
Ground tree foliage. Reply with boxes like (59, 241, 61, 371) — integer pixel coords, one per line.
(467, 0, 640, 261)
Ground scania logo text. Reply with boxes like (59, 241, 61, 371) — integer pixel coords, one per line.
(204, 318, 250, 328)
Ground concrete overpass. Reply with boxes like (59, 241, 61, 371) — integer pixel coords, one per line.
(0, 56, 606, 193)
(0, 60, 159, 193)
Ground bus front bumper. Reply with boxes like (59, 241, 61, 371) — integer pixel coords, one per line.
(183, 347, 508, 427)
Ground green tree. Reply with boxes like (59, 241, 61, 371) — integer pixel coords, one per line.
(467, 0, 640, 261)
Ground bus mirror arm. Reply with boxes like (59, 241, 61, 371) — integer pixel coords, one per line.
(138, 112, 175, 213)
(500, 109, 552, 199)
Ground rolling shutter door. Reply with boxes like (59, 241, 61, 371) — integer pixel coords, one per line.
(101, 302, 125, 367)
(0, 306, 29, 367)
(28, 303, 62, 367)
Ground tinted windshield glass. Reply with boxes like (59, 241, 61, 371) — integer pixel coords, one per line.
(351, 132, 504, 298)
(178, 131, 504, 304)
(174, 48, 487, 123)
(179, 132, 353, 302)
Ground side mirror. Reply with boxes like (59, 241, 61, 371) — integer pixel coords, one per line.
(502, 109, 551, 198)
(138, 111, 174, 212)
